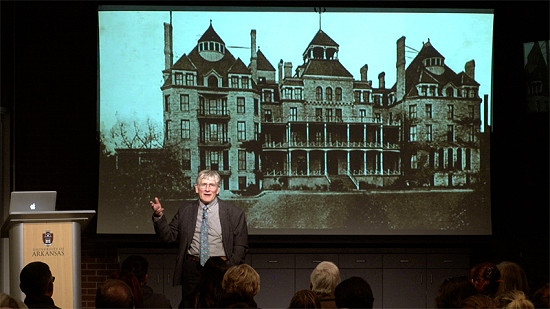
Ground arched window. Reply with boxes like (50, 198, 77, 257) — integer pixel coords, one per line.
(208, 76, 218, 88)
(316, 86, 323, 101)
(335, 88, 342, 101)
(446, 87, 454, 97)
(326, 87, 333, 101)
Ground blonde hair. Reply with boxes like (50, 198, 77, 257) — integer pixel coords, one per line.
(310, 261, 341, 295)
(196, 170, 221, 187)
(222, 264, 260, 298)
(497, 261, 530, 295)
(495, 290, 534, 309)
(0, 293, 28, 309)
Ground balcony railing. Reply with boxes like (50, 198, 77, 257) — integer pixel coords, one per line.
(262, 114, 402, 126)
(197, 109, 230, 119)
(199, 137, 231, 147)
(350, 169, 401, 176)
(263, 140, 400, 149)
(263, 169, 401, 177)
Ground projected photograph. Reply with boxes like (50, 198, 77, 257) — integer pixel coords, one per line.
(98, 8, 494, 235)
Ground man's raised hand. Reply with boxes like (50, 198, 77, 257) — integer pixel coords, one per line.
(150, 197, 164, 217)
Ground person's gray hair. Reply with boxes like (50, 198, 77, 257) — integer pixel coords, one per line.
(195, 170, 221, 187)
(310, 261, 341, 295)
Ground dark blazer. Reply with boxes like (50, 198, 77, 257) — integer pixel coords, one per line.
(153, 198, 248, 286)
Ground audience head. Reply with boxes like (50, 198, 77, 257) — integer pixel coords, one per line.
(495, 290, 534, 309)
(497, 261, 530, 296)
(461, 294, 499, 309)
(470, 262, 501, 296)
(120, 255, 149, 285)
(0, 293, 28, 309)
(96, 278, 134, 308)
(19, 261, 55, 297)
(531, 283, 550, 309)
(334, 276, 374, 309)
(435, 275, 478, 308)
(109, 270, 143, 308)
(310, 261, 341, 296)
(222, 264, 261, 299)
(288, 289, 320, 309)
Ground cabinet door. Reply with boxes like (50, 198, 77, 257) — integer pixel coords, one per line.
(383, 254, 427, 308)
(383, 268, 426, 308)
(255, 268, 295, 309)
(251, 254, 295, 309)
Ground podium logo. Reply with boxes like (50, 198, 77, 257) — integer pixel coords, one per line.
(42, 230, 54, 246)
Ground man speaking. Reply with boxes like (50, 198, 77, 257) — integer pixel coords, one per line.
(151, 170, 248, 308)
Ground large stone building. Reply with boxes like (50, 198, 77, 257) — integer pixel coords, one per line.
(160, 20, 484, 192)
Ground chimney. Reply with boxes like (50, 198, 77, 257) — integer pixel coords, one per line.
(251, 29, 258, 83)
(360, 64, 368, 81)
(396, 36, 406, 101)
(465, 60, 475, 80)
(284, 62, 293, 78)
(278, 59, 284, 83)
(164, 22, 173, 71)
(378, 72, 385, 89)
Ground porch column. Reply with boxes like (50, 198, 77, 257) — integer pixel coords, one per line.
(307, 151, 310, 176)
(364, 151, 367, 174)
(347, 151, 350, 173)
(324, 151, 328, 175)
(324, 123, 327, 145)
(287, 123, 291, 146)
(380, 151, 384, 175)
(346, 124, 350, 144)
(288, 150, 292, 176)
(306, 123, 310, 146)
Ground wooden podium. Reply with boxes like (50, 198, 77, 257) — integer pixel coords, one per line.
(1, 210, 95, 309)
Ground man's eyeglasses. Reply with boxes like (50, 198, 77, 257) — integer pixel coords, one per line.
(199, 183, 218, 189)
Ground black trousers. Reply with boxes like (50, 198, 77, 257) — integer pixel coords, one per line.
(179, 258, 203, 309)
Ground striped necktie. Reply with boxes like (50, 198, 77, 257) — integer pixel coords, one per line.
(199, 205, 210, 266)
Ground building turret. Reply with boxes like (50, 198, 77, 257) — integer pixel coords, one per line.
(198, 21, 226, 62)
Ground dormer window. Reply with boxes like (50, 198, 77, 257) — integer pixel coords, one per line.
(424, 57, 444, 67)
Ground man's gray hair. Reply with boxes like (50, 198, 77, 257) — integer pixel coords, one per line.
(196, 170, 221, 187)
(310, 261, 341, 295)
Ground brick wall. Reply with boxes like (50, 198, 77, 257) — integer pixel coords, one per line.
(80, 237, 120, 309)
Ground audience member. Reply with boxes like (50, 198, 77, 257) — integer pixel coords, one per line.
(334, 276, 374, 309)
(461, 294, 498, 309)
(435, 275, 479, 308)
(220, 264, 260, 308)
(470, 262, 502, 297)
(194, 256, 231, 308)
(495, 290, 534, 309)
(310, 261, 340, 308)
(531, 283, 549, 308)
(96, 278, 135, 308)
(121, 255, 172, 308)
(110, 270, 144, 308)
(0, 293, 28, 309)
(289, 289, 320, 309)
(497, 261, 530, 297)
(19, 261, 59, 309)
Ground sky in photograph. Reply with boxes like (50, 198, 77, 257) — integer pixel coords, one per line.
(98, 7, 494, 145)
